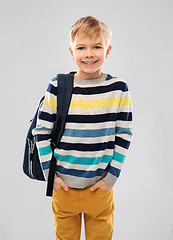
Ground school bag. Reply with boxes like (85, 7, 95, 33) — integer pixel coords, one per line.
(23, 73, 75, 196)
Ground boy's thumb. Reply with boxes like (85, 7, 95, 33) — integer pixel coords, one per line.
(62, 183, 69, 191)
(90, 182, 99, 191)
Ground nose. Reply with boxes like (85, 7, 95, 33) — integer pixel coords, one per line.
(85, 48, 94, 58)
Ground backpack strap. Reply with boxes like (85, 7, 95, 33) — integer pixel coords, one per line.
(54, 73, 74, 145)
(46, 73, 74, 197)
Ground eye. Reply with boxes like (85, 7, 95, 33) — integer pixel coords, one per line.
(77, 47, 84, 50)
(95, 46, 101, 49)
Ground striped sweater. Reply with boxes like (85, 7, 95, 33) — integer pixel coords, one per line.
(32, 73, 132, 188)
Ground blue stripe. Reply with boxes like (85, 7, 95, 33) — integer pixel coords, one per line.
(115, 136, 130, 149)
(63, 128, 115, 138)
(67, 112, 132, 124)
(34, 125, 53, 131)
(38, 111, 56, 123)
(41, 160, 51, 170)
(38, 145, 52, 156)
(117, 112, 132, 121)
(113, 151, 126, 163)
(58, 141, 114, 151)
(107, 165, 121, 178)
(106, 74, 115, 80)
(51, 77, 57, 82)
(67, 113, 118, 123)
(54, 153, 112, 165)
(47, 82, 57, 95)
(35, 134, 52, 142)
(116, 127, 132, 135)
(73, 81, 128, 95)
(56, 165, 106, 178)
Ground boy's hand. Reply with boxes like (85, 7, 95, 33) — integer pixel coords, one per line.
(90, 180, 112, 191)
(53, 177, 69, 191)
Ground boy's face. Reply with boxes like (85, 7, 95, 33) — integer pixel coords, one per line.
(69, 34, 112, 80)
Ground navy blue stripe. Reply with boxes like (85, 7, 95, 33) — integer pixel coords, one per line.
(58, 141, 115, 151)
(47, 83, 57, 95)
(67, 113, 118, 123)
(117, 112, 132, 121)
(67, 112, 132, 124)
(115, 136, 130, 149)
(35, 134, 52, 142)
(107, 165, 121, 178)
(73, 81, 128, 95)
(106, 74, 116, 80)
(38, 111, 56, 122)
(56, 165, 105, 178)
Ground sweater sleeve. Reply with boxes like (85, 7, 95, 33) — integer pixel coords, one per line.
(102, 81, 133, 187)
(32, 77, 58, 181)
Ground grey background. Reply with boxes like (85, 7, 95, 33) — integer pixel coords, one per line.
(0, 0, 173, 239)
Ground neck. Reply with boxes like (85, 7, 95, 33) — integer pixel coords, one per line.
(74, 70, 103, 80)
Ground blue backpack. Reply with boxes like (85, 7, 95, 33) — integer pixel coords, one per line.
(23, 73, 75, 196)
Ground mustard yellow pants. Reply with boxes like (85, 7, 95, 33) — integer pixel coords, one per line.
(52, 186, 115, 240)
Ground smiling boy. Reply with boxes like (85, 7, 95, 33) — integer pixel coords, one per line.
(33, 16, 132, 240)
(69, 31, 112, 80)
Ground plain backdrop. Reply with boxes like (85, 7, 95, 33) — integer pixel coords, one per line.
(0, 0, 173, 239)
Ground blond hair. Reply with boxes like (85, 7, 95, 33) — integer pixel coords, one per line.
(70, 16, 112, 46)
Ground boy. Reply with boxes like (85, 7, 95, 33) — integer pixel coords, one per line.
(33, 16, 132, 240)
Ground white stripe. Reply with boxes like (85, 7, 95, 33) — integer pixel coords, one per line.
(41, 103, 56, 113)
(38, 119, 54, 129)
(32, 128, 52, 135)
(43, 169, 49, 181)
(57, 160, 109, 171)
(36, 140, 51, 148)
(56, 173, 103, 188)
(71, 90, 122, 101)
(40, 153, 52, 162)
(61, 135, 115, 144)
(111, 159, 123, 169)
(45, 92, 57, 101)
(40, 105, 56, 115)
(120, 91, 131, 98)
(54, 148, 114, 158)
(118, 106, 132, 112)
(114, 145, 128, 155)
(116, 121, 132, 128)
(73, 77, 126, 88)
(65, 121, 116, 129)
(115, 133, 132, 141)
(68, 106, 120, 114)
(50, 79, 57, 87)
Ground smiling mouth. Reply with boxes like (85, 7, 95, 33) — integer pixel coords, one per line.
(82, 60, 98, 65)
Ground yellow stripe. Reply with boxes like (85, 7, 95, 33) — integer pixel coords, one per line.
(43, 97, 57, 109)
(119, 97, 132, 107)
(69, 97, 131, 109)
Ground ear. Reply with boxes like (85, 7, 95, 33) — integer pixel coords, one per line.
(69, 46, 75, 60)
(105, 45, 112, 59)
